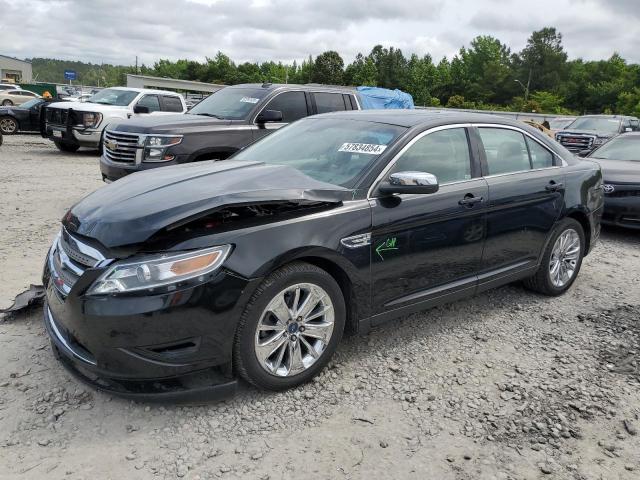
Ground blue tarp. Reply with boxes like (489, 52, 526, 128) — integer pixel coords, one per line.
(356, 86, 414, 110)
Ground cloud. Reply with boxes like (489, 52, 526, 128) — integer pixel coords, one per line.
(0, 0, 638, 68)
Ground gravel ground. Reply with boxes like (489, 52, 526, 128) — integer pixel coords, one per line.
(1, 134, 639, 480)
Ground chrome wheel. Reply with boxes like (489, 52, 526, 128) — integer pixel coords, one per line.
(254, 282, 335, 377)
(0, 117, 17, 134)
(549, 228, 581, 288)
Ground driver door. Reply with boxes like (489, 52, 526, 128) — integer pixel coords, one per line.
(369, 126, 488, 316)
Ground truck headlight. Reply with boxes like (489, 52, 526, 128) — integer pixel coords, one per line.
(81, 112, 102, 128)
(593, 137, 606, 145)
(143, 135, 183, 162)
(88, 245, 231, 294)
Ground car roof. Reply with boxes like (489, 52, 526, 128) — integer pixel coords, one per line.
(104, 86, 183, 96)
(311, 109, 534, 128)
(577, 114, 637, 120)
(226, 83, 356, 93)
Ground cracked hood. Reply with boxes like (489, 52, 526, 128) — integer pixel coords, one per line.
(63, 160, 350, 248)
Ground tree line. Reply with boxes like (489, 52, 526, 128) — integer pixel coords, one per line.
(30, 27, 640, 116)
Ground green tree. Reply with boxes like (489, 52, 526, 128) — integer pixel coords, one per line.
(312, 51, 344, 84)
(516, 27, 568, 93)
(344, 53, 377, 86)
(406, 54, 438, 106)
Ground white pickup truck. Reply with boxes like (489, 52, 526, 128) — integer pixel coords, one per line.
(43, 87, 187, 152)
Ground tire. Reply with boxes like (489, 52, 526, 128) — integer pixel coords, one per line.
(523, 218, 585, 296)
(234, 262, 346, 391)
(54, 141, 79, 153)
(1, 100, 13, 106)
(0, 116, 18, 134)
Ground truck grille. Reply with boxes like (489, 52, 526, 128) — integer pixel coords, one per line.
(49, 229, 106, 295)
(605, 184, 640, 198)
(556, 134, 595, 152)
(46, 107, 69, 126)
(103, 130, 142, 164)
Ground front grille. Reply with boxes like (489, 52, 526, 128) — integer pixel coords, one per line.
(103, 130, 141, 164)
(606, 189, 640, 198)
(46, 107, 69, 126)
(49, 229, 106, 295)
(557, 134, 595, 152)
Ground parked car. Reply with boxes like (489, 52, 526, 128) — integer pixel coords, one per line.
(0, 83, 22, 92)
(43, 87, 187, 153)
(583, 132, 640, 229)
(99, 83, 362, 182)
(43, 111, 603, 400)
(556, 115, 640, 153)
(0, 97, 48, 134)
(547, 117, 576, 135)
(0, 89, 40, 106)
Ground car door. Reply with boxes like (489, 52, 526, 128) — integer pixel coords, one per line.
(28, 100, 44, 129)
(252, 90, 310, 142)
(160, 95, 185, 114)
(474, 125, 565, 286)
(369, 126, 488, 315)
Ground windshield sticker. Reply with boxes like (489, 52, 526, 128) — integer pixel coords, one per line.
(240, 97, 260, 104)
(338, 143, 388, 155)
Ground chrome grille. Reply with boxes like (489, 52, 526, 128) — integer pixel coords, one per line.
(103, 130, 142, 164)
(557, 134, 595, 152)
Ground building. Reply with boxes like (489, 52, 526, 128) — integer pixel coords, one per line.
(0, 55, 32, 84)
(126, 74, 224, 94)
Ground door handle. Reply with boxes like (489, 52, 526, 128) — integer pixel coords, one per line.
(458, 195, 484, 207)
(545, 182, 564, 192)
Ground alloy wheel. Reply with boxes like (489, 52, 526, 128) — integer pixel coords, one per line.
(1, 100, 13, 106)
(254, 282, 335, 377)
(549, 228, 581, 288)
(0, 117, 17, 134)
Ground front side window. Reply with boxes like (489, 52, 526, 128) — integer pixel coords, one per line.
(391, 128, 472, 184)
(262, 91, 308, 122)
(233, 118, 406, 188)
(314, 93, 347, 114)
(526, 137, 554, 169)
(137, 95, 160, 112)
(479, 128, 531, 175)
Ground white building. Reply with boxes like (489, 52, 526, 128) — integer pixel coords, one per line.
(0, 55, 32, 84)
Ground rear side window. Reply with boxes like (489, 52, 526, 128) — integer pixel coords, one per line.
(526, 137, 554, 169)
(314, 92, 347, 114)
(262, 91, 308, 122)
(137, 95, 160, 112)
(162, 95, 184, 112)
(479, 128, 531, 175)
(391, 128, 472, 184)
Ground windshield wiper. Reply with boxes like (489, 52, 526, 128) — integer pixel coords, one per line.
(194, 112, 225, 119)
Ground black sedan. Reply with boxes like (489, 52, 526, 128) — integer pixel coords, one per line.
(0, 98, 47, 134)
(42, 111, 604, 401)
(586, 132, 640, 229)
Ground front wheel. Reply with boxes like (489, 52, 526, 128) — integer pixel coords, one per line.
(523, 218, 585, 296)
(234, 262, 345, 391)
(54, 141, 79, 153)
(0, 116, 18, 134)
(1, 100, 13, 106)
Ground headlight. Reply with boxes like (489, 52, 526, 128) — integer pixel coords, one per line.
(88, 245, 231, 294)
(143, 135, 183, 163)
(80, 112, 102, 128)
(593, 137, 606, 145)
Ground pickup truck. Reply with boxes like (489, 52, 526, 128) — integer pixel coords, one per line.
(555, 115, 640, 154)
(99, 83, 364, 182)
(43, 87, 187, 152)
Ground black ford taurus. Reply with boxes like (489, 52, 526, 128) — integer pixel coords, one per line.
(43, 111, 604, 401)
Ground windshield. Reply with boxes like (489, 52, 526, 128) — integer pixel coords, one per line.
(189, 87, 269, 120)
(591, 136, 640, 162)
(549, 118, 574, 130)
(233, 118, 406, 187)
(19, 98, 42, 109)
(567, 117, 621, 134)
(87, 88, 139, 106)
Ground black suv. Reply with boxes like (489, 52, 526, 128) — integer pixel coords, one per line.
(556, 115, 640, 153)
(100, 83, 361, 182)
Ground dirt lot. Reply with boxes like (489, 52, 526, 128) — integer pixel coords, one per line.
(1, 134, 640, 480)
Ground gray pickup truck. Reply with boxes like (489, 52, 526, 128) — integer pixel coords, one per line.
(100, 83, 362, 182)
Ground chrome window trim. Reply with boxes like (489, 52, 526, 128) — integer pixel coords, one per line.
(367, 123, 473, 199)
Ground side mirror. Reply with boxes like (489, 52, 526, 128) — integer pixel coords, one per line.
(378, 171, 439, 196)
(577, 149, 591, 158)
(133, 104, 150, 114)
(256, 109, 283, 124)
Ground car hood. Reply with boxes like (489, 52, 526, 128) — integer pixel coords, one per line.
(63, 160, 351, 248)
(47, 101, 127, 113)
(109, 113, 233, 134)
(589, 158, 640, 184)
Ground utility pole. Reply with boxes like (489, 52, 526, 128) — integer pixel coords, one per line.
(514, 68, 532, 103)
(135, 56, 139, 75)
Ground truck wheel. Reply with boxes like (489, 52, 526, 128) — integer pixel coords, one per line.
(234, 262, 345, 391)
(1, 99, 13, 106)
(523, 218, 585, 296)
(54, 141, 79, 153)
(0, 117, 18, 134)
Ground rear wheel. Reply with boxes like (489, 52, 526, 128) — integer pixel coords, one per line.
(234, 262, 345, 391)
(0, 116, 18, 134)
(523, 218, 585, 296)
(54, 141, 79, 153)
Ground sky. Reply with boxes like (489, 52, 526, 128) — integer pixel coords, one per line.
(1, 0, 639, 67)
